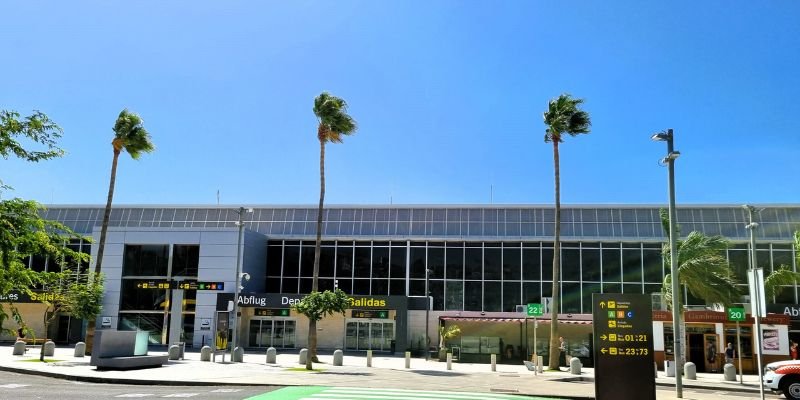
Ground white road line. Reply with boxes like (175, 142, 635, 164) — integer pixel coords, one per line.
(210, 388, 244, 393)
(0, 384, 30, 389)
(115, 395, 155, 398)
(324, 387, 525, 399)
(161, 394, 199, 398)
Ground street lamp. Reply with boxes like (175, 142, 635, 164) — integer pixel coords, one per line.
(425, 268, 432, 361)
(232, 206, 253, 362)
(744, 205, 766, 400)
(652, 129, 683, 398)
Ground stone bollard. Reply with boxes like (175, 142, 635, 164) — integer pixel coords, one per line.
(74, 342, 86, 357)
(664, 360, 676, 377)
(491, 354, 497, 372)
(43, 340, 55, 357)
(536, 356, 544, 373)
(299, 348, 308, 364)
(570, 357, 582, 375)
(447, 352, 452, 370)
(13, 340, 25, 356)
(200, 346, 212, 361)
(168, 345, 180, 360)
(684, 361, 697, 380)
(233, 346, 244, 362)
(405, 351, 411, 369)
(333, 349, 343, 366)
(724, 363, 737, 381)
(266, 347, 277, 364)
(367, 349, 372, 367)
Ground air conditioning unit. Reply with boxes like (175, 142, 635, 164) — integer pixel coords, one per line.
(515, 305, 526, 314)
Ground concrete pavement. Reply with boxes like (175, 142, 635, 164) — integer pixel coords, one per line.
(0, 345, 780, 399)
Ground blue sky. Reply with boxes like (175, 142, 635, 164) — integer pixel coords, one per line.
(2, 1, 798, 206)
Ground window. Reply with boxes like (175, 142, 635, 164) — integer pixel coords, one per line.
(172, 245, 199, 277)
(123, 245, 169, 276)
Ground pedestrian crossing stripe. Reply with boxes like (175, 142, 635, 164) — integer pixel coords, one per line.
(245, 386, 558, 400)
(0, 384, 30, 389)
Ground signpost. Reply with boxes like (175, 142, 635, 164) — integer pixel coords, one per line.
(527, 303, 542, 374)
(728, 307, 746, 383)
(593, 294, 655, 400)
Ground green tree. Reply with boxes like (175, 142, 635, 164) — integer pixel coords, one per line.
(95, 109, 154, 274)
(0, 110, 65, 190)
(292, 289, 351, 370)
(542, 94, 591, 370)
(765, 231, 800, 301)
(35, 269, 102, 361)
(659, 210, 740, 308)
(309, 93, 356, 362)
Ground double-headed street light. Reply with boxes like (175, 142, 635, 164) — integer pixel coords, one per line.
(651, 129, 683, 398)
(744, 205, 766, 400)
(232, 206, 253, 362)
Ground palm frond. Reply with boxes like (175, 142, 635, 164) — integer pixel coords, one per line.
(765, 265, 800, 300)
(113, 109, 155, 159)
(542, 93, 591, 143)
(314, 92, 357, 144)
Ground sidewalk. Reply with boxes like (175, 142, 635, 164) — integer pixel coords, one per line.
(0, 345, 772, 400)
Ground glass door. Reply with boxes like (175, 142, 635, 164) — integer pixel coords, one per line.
(345, 320, 395, 351)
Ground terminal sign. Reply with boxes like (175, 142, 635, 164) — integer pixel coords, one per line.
(136, 280, 171, 289)
(351, 310, 389, 319)
(728, 307, 745, 322)
(527, 303, 543, 317)
(592, 293, 655, 400)
(254, 308, 290, 317)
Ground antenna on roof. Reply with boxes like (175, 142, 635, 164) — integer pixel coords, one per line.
(217, 190, 220, 205)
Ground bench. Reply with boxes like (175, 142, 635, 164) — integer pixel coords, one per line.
(90, 330, 168, 370)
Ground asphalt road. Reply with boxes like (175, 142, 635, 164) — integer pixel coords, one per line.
(0, 370, 277, 400)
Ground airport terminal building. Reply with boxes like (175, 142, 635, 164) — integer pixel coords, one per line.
(6, 204, 800, 371)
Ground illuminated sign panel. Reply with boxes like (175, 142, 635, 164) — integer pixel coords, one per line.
(254, 308, 290, 317)
(351, 310, 389, 319)
(593, 293, 655, 400)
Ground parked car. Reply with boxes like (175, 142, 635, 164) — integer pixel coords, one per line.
(764, 359, 800, 399)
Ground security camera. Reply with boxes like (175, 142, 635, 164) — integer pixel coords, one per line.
(240, 272, 250, 282)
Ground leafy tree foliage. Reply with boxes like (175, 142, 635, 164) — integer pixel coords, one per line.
(765, 231, 800, 300)
(292, 289, 350, 370)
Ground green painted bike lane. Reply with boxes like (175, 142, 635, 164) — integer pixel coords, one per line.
(246, 386, 560, 400)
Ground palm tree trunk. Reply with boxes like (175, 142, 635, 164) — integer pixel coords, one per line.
(548, 140, 561, 370)
(94, 150, 120, 274)
(309, 132, 326, 365)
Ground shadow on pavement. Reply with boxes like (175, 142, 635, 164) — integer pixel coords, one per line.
(409, 370, 468, 377)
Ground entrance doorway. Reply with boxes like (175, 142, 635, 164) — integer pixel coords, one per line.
(688, 334, 706, 372)
(248, 319, 296, 348)
(345, 320, 395, 351)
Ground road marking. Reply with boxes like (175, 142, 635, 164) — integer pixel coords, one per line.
(211, 389, 243, 393)
(115, 395, 155, 398)
(246, 386, 554, 400)
(161, 394, 199, 398)
(0, 384, 30, 389)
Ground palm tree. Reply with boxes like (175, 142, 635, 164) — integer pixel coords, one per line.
(94, 110, 154, 274)
(309, 92, 356, 364)
(542, 94, 590, 370)
(764, 231, 800, 301)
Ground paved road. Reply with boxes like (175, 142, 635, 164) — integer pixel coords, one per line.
(0, 370, 275, 400)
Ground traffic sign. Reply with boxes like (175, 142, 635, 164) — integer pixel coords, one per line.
(527, 303, 543, 317)
(593, 293, 655, 400)
(727, 307, 746, 322)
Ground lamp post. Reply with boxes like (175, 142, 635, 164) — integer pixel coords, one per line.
(651, 129, 683, 398)
(744, 205, 766, 400)
(232, 206, 252, 362)
(425, 268, 431, 361)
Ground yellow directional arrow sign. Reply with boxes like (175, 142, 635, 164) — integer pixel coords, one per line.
(601, 348, 607, 354)
(599, 301, 606, 308)
(600, 334, 607, 340)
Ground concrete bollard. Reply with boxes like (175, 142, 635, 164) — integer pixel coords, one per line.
(570, 357, 582, 375)
(43, 340, 55, 357)
(13, 340, 25, 356)
(299, 348, 308, 364)
(266, 347, 277, 364)
(233, 346, 244, 362)
(664, 360, 676, 377)
(74, 342, 86, 357)
(536, 356, 544, 373)
(723, 363, 736, 381)
(491, 354, 496, 372)
(200, 346, 212, 361)
(333, 349, 343, 366)
(447, 352, 452, 370)
(684, 361, 696, 380)
(168, 345, 180, 360)
(367, 350, 372, 367)
(405, 351, 411, 369)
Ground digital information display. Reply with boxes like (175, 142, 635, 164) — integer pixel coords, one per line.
(351, 310, 389, 319)
(136, 281, 225, 290)
(592, 293, 655, 400)
(254, 308, 290, 317)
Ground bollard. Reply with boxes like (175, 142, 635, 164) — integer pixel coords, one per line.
(367, 349, 372, 367)
(654, 362, 658, 378)
(664, 360, 675, 377)
(200, 346, 212, 361)
(447, 352, 452, 370)
(43, 340, 55, 357)
(13, 340, 25, 356)
(723, 363, 736, 381)
(405, 351, 411, 369)
(266, 347, 276, 364)
(299, 348, 308, 364)
(537, 356, 544, 373)
(233, 346, 244, 363)
(168, 345, 180, 360)
(74, 342, 86, 357)
(333, 349, 343, 366)
(570, 357, 582, 375)
(684, 361, 696, 380)
(491, 354, 496, 372)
